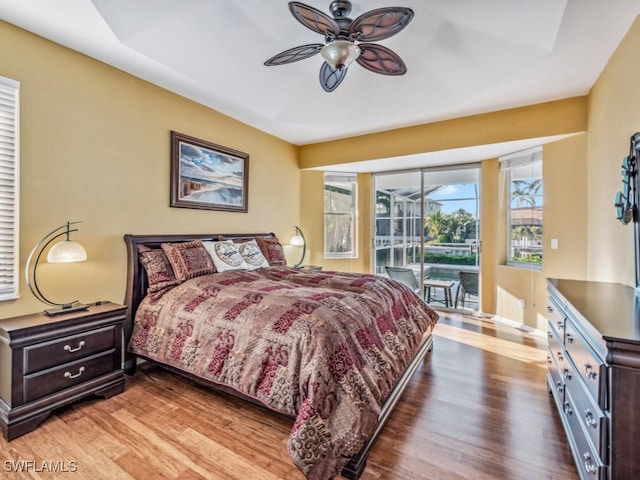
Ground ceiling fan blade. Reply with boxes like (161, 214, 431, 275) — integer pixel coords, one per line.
(319, 62, 348, 92)
(349, 7, 414, 42)
(356, 43, 407, 75)
(264, 44, 324, 66)
(289, 2, 340, 37)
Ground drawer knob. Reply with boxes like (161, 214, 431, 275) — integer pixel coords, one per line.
(563, 400, 573, 416)
(63, 366, 85, 379)
(557, 321, 564, 330)
(547, 306, 553, 313)
(583, 452, 596, 474)
(557, 351, 564, 362)
(584, 409, 597, 429)
(547, 356, 552, 365)
(585, 363, 598, 379)
(64, 340, 85, 353)
(566, 333, 574, 344)
(556, 381, 564, 394)
(563, 368, 572, 381)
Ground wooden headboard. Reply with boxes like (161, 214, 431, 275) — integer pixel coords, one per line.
(122, 232, 277, 372)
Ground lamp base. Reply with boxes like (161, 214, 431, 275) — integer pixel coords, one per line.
(44, 303, 89, 317)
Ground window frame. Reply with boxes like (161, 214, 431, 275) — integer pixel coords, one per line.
(501, 147, 543, 270)
(0, 75, 20, 301)
(324, 172, 358, 259)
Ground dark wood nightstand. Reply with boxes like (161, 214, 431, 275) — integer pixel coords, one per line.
(0, 301, 126, 441)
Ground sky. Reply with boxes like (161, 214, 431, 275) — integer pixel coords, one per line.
(428, 184, 479, 215)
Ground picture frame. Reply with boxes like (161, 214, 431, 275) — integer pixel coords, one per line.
(170, 131, 249, 213)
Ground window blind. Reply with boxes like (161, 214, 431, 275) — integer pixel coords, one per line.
(0, 76, 20, 301)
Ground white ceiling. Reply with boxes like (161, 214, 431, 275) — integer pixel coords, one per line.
(0, 0, 638, 168)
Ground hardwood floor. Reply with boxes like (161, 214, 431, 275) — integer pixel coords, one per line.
(0, 311, 579, 479)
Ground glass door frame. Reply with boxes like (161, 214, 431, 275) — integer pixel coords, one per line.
(372, 162, 482, 310)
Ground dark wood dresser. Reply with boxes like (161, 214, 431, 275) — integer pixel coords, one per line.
(547, 279, 640, 480)
(0, 302, 126, 440)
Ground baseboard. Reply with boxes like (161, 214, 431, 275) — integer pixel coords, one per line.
(490, 315, 546, 338)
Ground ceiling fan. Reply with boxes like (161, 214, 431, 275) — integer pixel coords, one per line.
(264, 1, 414, 92)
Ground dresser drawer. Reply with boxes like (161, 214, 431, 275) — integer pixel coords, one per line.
(547, 298, 567, 339)
(564, 388, 606, 480)
(24, 325, 117, 374)
(548, 322, 567, 372)
(23, 350, 118, 403)
(547, 346, 564, 406)
(563, 360, 607, 459)
(564, 318, 607, 408)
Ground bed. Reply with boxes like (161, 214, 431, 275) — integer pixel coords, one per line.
(122, 233, 438, 480)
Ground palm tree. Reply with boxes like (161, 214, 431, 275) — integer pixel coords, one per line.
(512, 179, 542, 207)
(424, 211, 444, 241)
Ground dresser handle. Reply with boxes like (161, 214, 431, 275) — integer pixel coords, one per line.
(585, 363, 598, 379)
(556, 381, 564, 394)
(563, 400, 573, 416)
(566, 333, 574, 344)
(557, 351, 564, 362)
(64, 340, 85, 353)
(547, 306, 553, 313)
(563, 368, 572, 381)
(583, 452, 596, 474)
(547, 356, 552, 365)
(63, 366, 85, 379)
(547, 331, 553, 340)
(584, 409, 597, 429)
(557, 321, 564, 330)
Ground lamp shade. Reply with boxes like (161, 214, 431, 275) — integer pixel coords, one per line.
(290, 235, 305, 247)
(321, 40, 361, 70)
(47, 240, 87, 263)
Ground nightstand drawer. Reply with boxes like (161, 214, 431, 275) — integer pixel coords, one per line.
(23, 350, 118, 403)
(24, 325, 117, 374)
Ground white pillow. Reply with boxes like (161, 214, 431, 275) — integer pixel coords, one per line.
(237, 239, 270, 270)
(203, 240, 249, 273)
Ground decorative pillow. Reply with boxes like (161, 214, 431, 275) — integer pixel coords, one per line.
(237, 239, 270, 270)
(161, 241, 217, 282)
(138, 245, 179, 294)
(203, 240, 249, 273)
(256, 237, 287, 266)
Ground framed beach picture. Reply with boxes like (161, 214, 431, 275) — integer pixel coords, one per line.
(170, 131, 249, 212)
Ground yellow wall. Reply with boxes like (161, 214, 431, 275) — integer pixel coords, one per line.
(586, 16, 640, 286)
(299, 97, 588, 169)
(0, 21, 300, 317)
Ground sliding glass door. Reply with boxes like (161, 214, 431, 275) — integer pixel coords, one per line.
(374, 165, 481, 310)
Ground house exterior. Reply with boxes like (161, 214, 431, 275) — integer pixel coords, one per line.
(0, 15, 638, 333)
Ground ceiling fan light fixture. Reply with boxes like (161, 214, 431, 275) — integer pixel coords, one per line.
(321, 40, 360, 70)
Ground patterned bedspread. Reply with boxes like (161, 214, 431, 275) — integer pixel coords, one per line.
(129, 266, 438, 479)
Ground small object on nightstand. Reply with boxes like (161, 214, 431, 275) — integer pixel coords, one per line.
(299, 265, 322, 272)
(0, 302, 126, 441)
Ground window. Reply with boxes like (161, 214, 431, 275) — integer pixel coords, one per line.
(500, 147, 543, 267)
(324, 172, 357, 258)
(0, 76, 20, 301)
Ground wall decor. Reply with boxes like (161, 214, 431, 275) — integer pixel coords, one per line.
(614, 131, 640, 289)
(170, 131, 249, 212)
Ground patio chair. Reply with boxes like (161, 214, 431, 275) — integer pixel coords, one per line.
(385, 266, 420, 296)
(454, 271, 479, 308)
